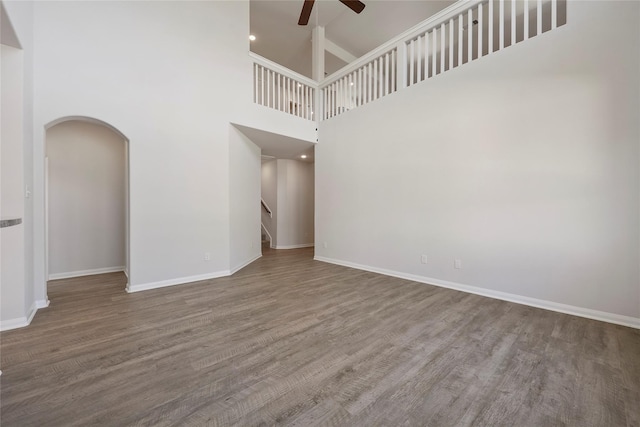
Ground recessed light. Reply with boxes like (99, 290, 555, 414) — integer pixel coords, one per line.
(301, 155, 307, 159)
(350, 82, 354, 86)
(249, 35, 256, 41)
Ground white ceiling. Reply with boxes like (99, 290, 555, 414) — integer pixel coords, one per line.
(234, 124, 315, 162)
(250, 0, 456, 79)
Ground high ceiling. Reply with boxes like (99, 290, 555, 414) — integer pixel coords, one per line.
(250, 0, 456, 79)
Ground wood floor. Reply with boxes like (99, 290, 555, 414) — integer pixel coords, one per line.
(1, 248, 639, 426)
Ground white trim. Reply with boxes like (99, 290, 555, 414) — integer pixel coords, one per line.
(26, 301, 38, 324)
(249, 52, 318, 88)
(0, 316, 29, 331)
(261, 223, 274, 248)
(320, 0, 484, 86)
(324, 39, 358, 64)
(126, 270, 230, 293)
(230, 253, 262, 275)
(35, 299, 50, 309)
(275, 243, 314, 250)
(0, 301, 38, 331)
(48, 266, 125, 281)
(314, 256, 640, 330)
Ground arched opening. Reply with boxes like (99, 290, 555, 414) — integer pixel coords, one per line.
(44, 117, 130, 296)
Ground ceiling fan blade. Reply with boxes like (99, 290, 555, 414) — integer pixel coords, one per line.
(339, 0, 366, 14)
(298, 0, 315, 25)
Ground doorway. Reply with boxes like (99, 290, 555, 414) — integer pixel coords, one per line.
(45, 118, 130, 288)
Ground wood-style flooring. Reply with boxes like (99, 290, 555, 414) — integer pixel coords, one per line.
(1, 247, 639, 426)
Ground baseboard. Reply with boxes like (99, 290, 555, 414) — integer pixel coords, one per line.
(0, 315, 29, 331)
(26, 301, 38, 324)
(275, 243, 314, 250)
(0, 300, 39, 332)
(314, 256, 640, 330)
(127, 270, 230, 293)
(230, 253, 262, 275)
(48, 266, 125, 281)
(35, 299, 50, 309)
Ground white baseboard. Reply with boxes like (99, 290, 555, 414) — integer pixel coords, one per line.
(0, 316, 29, 331)
(35, 299, 50, 309)
(314, 256, 640, 330)
(126, 270, 230, 293)
(275, 243, 314, 250)
(48, 266, 125, 281)
(0, 300, 39, 332)
(230, 253, 262, 275)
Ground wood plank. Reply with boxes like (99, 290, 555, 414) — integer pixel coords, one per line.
(0, 248, 637, 426)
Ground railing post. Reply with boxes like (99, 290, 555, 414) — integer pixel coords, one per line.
(395, 40, 407, 90)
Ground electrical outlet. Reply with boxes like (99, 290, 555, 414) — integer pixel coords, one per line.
(323, 242, 328, 249)
(204, 252, 211, 261)
(421, 254, 428, 264)
(454, 259, 462, 269)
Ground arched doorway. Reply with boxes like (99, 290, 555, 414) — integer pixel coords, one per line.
(44, 117, 130, 293)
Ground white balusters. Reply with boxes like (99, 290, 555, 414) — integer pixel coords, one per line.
(537, 0, 542, 35)
(511, 0, 516, 46)
(449, 19, 454, 69)
(488, 0, 493, 53)
(251, 57, 317, 121)
(499, 0, 505, 50)
(458, 14, 464, 66)
(478, 3, 483, 57)
(385, 52, 390, 95)
(524, 0, 529, 40)
(310, 0, 567, 121)
(432, 27, 437, 75)
(440, 24, 445, 73)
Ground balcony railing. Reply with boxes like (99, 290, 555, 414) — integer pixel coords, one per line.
(251, 0, 566, 123)
(251, 52, 316, 121)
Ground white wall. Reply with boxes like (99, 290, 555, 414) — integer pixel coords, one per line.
(1, 0, 38, 330)
(276, 159, 314, 249)
(261, 159, 278, 247)
(46, 120, 126, 278)
(1, 43, 26, 326)
(229, 125, 261, 273)
(30, 1, 252, 293)
(316, 1, 640, 323)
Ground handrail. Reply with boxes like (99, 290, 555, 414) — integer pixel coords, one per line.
(251, 52, 318, 121)
(319, 0, 483, 87)
(250, 52, 318, 89)
(261, 198, 272, 217)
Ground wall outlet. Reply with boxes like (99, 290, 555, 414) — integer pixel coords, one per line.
(454, 259, 462, 269)
(421, 254, 428, 264)
(204, 252, 211, 261)
(323, 242, 328, 249)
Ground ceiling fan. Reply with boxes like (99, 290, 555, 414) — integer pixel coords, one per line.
(298, 0, 366, 26)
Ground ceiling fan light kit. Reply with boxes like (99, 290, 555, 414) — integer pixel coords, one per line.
(298, 0, 366, 26)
